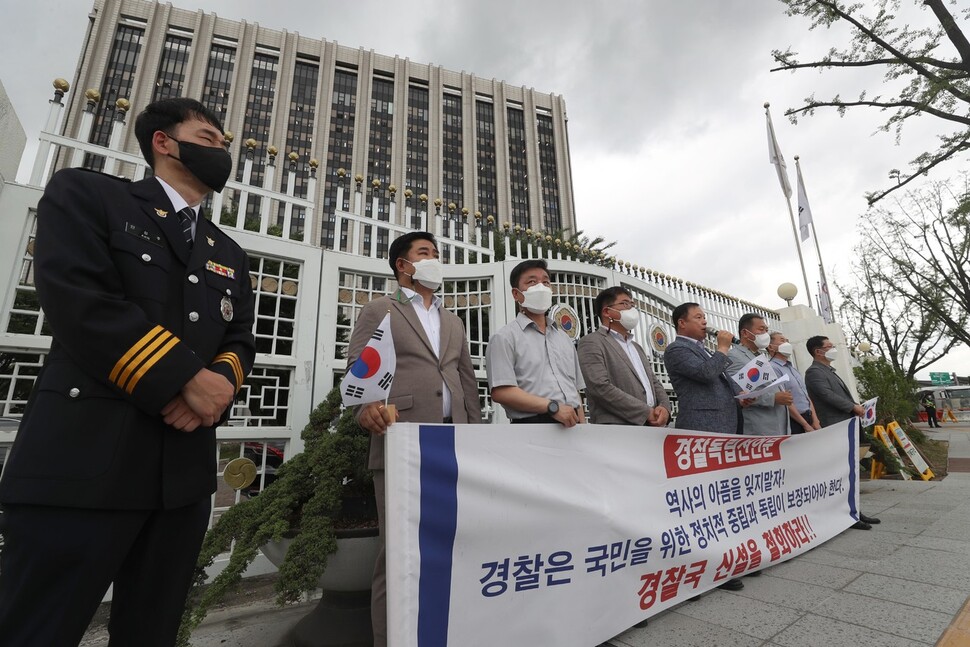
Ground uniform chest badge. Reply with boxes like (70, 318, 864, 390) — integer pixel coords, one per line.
(206, 236, 215, 247)
(205, 260, 236, 279)
(220, 296, 234, 322)
(154, 208, 168, 218)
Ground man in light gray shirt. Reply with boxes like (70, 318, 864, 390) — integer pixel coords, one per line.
(486, 259, 585, 426)
(727, 313, 792, 436)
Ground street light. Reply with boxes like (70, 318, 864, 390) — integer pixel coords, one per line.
(777, 282, 798, 306)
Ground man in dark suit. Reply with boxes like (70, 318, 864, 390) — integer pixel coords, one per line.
(804, 335, 881, 530)
(0, 98, 255, 645)
(663, 303, 742, 435)
(346, 231, 482, 647)
(662, 302, 744, 591)
(578, 286, 670, 426)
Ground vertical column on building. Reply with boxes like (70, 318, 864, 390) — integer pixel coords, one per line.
(389, 56, 409, 230)
(492, 81, 511, 229)
(310, 39, 336, 248)
(461, 72, 478, 226)
(522, 88, 542, 233)
(551, 95, 576, 236)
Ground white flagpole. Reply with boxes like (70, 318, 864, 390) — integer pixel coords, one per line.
(796, 156, 837, 320)
(765, 102, 813, 307)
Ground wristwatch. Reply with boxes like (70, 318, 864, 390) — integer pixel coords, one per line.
(546, 401, 560, 415)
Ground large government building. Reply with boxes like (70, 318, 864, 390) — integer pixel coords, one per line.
(60, 0, 576, 249)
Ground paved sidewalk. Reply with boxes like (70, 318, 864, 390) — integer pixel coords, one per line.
(82, 423, 970, 647)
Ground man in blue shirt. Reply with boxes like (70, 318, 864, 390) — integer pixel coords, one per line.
(767, 332, 820, 434)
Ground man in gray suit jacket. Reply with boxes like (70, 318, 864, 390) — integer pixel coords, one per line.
(662, 302, 745, 592)
(578, 286, 670, 426)
(804, 335, 880, 530)
(346, 231, 482, 647)
(727, 313, 793, 436)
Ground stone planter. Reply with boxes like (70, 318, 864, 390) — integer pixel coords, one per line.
(261, 526, 380, 592)
(262, 526, 380, 647)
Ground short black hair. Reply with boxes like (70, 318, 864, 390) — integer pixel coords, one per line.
(134, 98, 225, 168)
(388, 231, 437, 278)
(671, 302, 700, 330)
(806, 335, 828, 356)
(510, 259, 548, 289)
(737, 313, 764, 335)
(594, 286, 632, 320)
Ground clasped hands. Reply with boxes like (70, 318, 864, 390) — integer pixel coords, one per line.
(162, 368, 235, 432)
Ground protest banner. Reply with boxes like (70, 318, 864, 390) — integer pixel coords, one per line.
(386, 419, 860, 647)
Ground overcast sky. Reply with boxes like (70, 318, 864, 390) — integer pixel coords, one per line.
(2, 0, 967, 378)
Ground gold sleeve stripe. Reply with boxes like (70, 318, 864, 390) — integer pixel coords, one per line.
(213, 352, 244, 390)
(116, 330, 176, 392)
(125, 336, 180, 394)
(110, 325, 165, 384)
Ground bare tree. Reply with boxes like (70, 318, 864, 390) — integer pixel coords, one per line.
(837, 247, 959, 378)
(772, 0, 970, 204)
(856, 175, 970, 359)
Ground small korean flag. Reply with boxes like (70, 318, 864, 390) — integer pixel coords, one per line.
(731, 355, 779, 393)
(341, 313, 397, 407)
(861, 397, 878, 427)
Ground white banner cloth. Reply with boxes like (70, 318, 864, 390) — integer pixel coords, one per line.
(386, 419, 861, 647)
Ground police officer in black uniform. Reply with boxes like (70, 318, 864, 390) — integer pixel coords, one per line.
(0, 98, 256, 646)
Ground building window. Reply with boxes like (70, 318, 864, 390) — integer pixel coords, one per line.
(202, 44, 236, 122)
(406, 85, 429, 229)
(278, 61, 319, 240)
(236, 53, 279, 225)
(321, 70, 358, 249)
(506, 107, 530, 228)
(85, 24, 144, 170)
(151, 34, 192, 102)
(475, 100, 498, 223)
(366, 77, 394, 256)
(442, 93, 463, 210)
(537, 114, 561, 232)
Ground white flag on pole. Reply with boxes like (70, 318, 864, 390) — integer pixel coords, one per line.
(341, 312, 396, 406)
(766, 106, 792, 199)
(861, 397, 878, 427)
(818, 275, 834, 324)
(796, 160, 814, 242)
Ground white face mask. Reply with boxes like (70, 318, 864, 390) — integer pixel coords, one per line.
(750, 331, 771, 350)
(609, 306, 640, 331)
(405, 258, 443, 290)
(824, 348, 838, 362)
(519, 283, 553, 314)
(777, 342, 794, 357)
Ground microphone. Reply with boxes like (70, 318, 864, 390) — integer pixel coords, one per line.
(706, 329, 741, 345)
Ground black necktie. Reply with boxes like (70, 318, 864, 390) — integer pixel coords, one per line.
(177, 207, 195, 249)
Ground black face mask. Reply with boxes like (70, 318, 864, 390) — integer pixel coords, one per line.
(167, 136, 232, 192)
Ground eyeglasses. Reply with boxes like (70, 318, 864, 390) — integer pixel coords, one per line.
(610, 301, 636, 309)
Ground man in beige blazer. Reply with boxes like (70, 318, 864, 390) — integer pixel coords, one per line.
(346, 231, 482, 647)
(578, 286, 671, 427)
